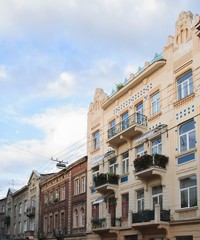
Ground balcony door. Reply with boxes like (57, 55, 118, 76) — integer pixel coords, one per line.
(108, 198, 116, 226)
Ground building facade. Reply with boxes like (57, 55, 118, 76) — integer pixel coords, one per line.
(40, 156, 87, 240)
(86, 11, 200, 240)
(0, 197, 6, 240)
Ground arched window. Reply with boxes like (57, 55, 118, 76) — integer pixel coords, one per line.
(81, 207, 85, 226)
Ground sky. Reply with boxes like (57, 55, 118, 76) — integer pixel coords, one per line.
(0, 0, 199, 198)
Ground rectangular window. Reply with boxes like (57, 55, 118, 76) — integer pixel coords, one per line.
(50, 192, 53, 202)
(75, 179, 80, 195)
(92, 204, 99, 220)
(136, 144, 144, 157)
(109, 158, 117, 174)
(122, 193, 129, 218)
(23, 220, 27, 232)
(49, 215, 53, 232)
(92, 166, 99, 186)
(180, 176, 197, 208)
(44, 216, 48, 233)
(151, 92, 160, 115)
(55, 213, 59, 229)
(179, 119, 196, 153)
(14, 205, 17, 216)
(19, 203, 22, 215)
(18, 222, 21, 234)
(137, 189, 144, 212)
(152, 185, 163, 209)
(60, 186, 65, 201)
(31, 196, 36, 207)
(152, 137, 162, 154)
(177, 71, 193, 100)
(122, 151, 129, 174)
(121, 112, 129, 130)
(24, 200, 27, 212)
(136, 102, 143, 124)
(81, 176, 86, 193)
(109, 119, 116, 138)
(93, 130, 100, 149)
(60, 212, 65, 229)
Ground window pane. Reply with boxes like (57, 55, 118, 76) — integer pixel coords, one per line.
(181, 190, 188, 208)
(189, 131, 196, 149)
(190, 187, 197, 207)
(152, 185, 162, 195)
(180, 176, 197, 189)
(180, 135, 187, 152)
(179, 120, 195, 134)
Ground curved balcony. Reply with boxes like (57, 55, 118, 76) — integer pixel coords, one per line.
(107, 113, 147, 147)
(26, 206, 35, 218)
(133, 154, 168, 185)
(94, 173, 119, 194)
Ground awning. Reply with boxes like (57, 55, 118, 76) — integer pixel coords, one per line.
(92, 193, 111, 205)
(134, 124, 168, 143)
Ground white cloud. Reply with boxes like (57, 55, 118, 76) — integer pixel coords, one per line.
(0, 65, 7, 80)
(45, 72, 75, 98)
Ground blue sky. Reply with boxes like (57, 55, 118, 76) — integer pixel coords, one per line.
(0, 0, 199, 198)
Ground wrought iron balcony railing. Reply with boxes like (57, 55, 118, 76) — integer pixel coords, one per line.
(132, 209, 170, 223)
(108, 113, 147, 139)
(91, 217, 121, 229)
(94, 173, 119, 188)
(26, 206, 36, 217)
(134, 153, 168, 173)
(53, 228, 67, 238)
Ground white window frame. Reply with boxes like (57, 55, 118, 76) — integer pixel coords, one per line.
(92, 166, 99, 186)
(81, 207, 85, 226)
(151, 91, 160, 115)
(136, 144, 144, 157)
(109, 158, 117, 174)
(74, 208, 79, 227)
(93, 130, 100, 149)
(152, 185, 163, 209)
(177, 71, 193, 100)
(136, 189, 144, 212)
(121, 112, 129, 130)
(152, 136, 162, 154)
(61, 186, 65, 201)
(179, 120, 196, 153)
(180, 176, 197, 209)
(75, 179, 80, 195)
(122, 151, 129, 174)
(81, 176, 86, 193)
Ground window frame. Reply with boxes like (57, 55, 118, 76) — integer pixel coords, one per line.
(74, 178, 80, 195)
(109, 158, 117, 174)
(177, 71, 193, 100)
(136, 144, 144, 157)
(180, 176, 197, 209)
(152, 136, 162, 154)
(151, 91, 160, 115)
(152, 185, 163, 209)
(121, 193, 129, 219)
(121, 111, 129, 130)
(93, 130, 100, 150)
(81, 175, 86, 193)
(136, 189, 144, 212)
(122, 151, 129, 175)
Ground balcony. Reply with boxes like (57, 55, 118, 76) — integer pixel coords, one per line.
(94, 173, 119, 194)
(132, 205, 170, 230)
(107, 113, 147, 147)
(26, 206, 36, 218)
(24, 231, 34, 238)
(91, 214, 121, 236)
(53, 229, 67, 239)
(4, 216, 10, 225)
(134, 154, 168, 184)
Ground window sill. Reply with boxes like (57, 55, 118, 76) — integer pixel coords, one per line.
(148, 111, 162, 122)
(175, 147, 197, 159)
(175, 206, 198, 213)
(120, 173, 129, 178)
(90, 147, 100, 154)
(173, 93, 195, 108)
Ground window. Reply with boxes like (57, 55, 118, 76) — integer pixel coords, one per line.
(180, 176, 197, 208)
(109, 119, 116, 138)
(14, 223, 17, 235)
(30, 218, 35, 231)
(136, 145, 144, 157)
(152, 137, 162, 154)
(61, 186, 65, 201)
(19, 203, 22, 215)
(122, 193, 129, 218)
(122, 151, 129, 174)
(179, 120, 196, 153)
(109, 158, 117, 174)
(44, 217, 48, 233)
(121, 112, 129, 130)
(60, 212, 65, 229)
(55, 214, 59, 229)
(14, 205, 17, 216)
(93, 130, 100, 149)
(74, 209, 78, 227)
(18, 222, 21, 234)
(31, 196, 36, 207)
(49, 215, 53, 232)
(24, 200, 27, 212)
(92, 204, 99, 220)
(81, 208, 85, 226)
(55, 189, 59, 200)
(151, 92, 160, 114)
(137, 189, 144, 212)
(177, 71, 193, 100)
(2, 205, 5, 212)
(92, 166, 99, 186)
(81, 176, 86, 193)
(23, 220, 27, 232)
(152, 185, 163, 209)
(136, 102, 143, 124)
(50, 192, 53, 202)
(176, 236, 193, 240)
(75, 179, 80, 195)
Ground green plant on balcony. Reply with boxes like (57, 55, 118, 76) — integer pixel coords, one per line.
(54, 198, 59, 204)
(154, 153, 169, 168)
(108, 173, 119, 184)
(94, 173, 107, 187)
(115, 83, 124, 91)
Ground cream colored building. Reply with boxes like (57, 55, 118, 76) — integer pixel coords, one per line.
(86, 12, 200, 240)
